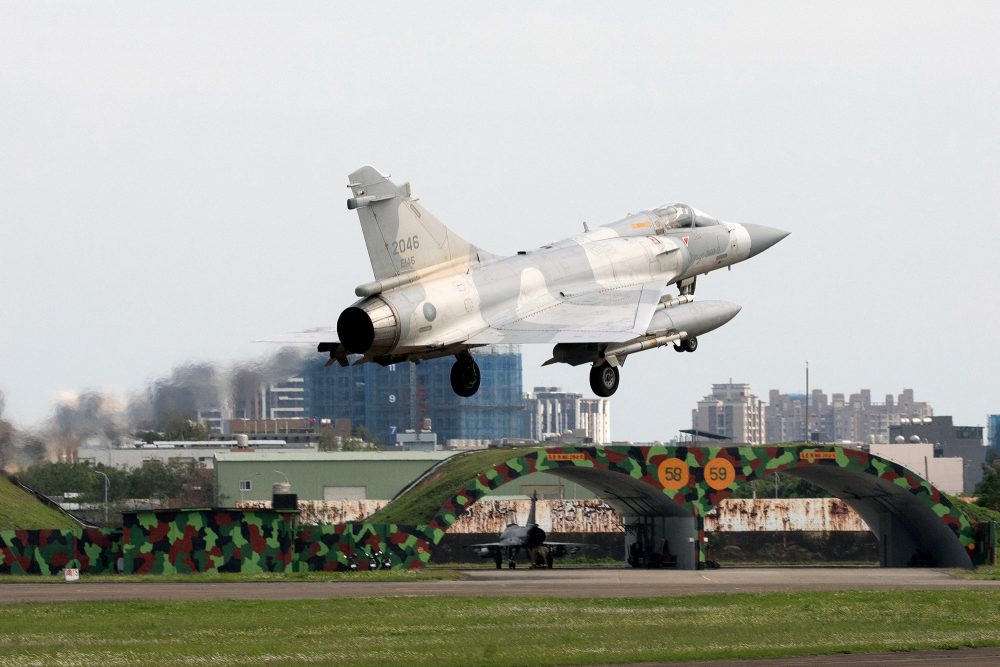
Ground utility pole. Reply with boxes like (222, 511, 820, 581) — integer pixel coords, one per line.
(94, 470, 110, 524)
(805, 361, 810, 443)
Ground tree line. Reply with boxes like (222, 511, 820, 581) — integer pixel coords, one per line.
(15, 460, 215, 521)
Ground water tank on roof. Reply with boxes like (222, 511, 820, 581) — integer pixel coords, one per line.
(272, 482, 298, 511)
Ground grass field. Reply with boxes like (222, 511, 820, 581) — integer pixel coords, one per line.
(2, 590, 1000, 665)
(952, 565, 1000, 580)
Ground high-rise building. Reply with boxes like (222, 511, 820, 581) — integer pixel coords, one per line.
(765, 388, 932, 443)
(302, 345, 525, 444)
(691, 383, 766, 444)
(988, 414, 1000, 456)
(523, 387, 611, 444)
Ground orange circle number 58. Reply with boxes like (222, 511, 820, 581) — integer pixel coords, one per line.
(704, 457, 736, 490)
(657, 457, 690, 490)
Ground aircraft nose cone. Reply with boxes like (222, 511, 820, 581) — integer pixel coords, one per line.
(743, 223, 790, 258)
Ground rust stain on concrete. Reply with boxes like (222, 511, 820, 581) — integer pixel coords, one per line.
(238, 498, 869, 533)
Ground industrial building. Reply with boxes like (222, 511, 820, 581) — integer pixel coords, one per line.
(77, 439, 310, 470)
(868, 442, 964, 495)
(213, 450, 594, 504)
(889, 416, 986, 493)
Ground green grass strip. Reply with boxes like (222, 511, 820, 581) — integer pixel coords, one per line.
(2, 590, 1000, 665)
(952, 565, 1000, 580)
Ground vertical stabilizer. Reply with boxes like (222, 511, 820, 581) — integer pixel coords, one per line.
(526, 490, 538, 527)
(347, 166, 495, 280)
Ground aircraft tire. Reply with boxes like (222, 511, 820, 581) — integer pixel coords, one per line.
(494, 556, 502, 570)
(589, 364, 620, 397)
(450, 358, 481, 397)
(673, 343, 685, 352)
(508, 560, 516, 569)
(683, 336, 698, 353)
(546, 553, 554, 569)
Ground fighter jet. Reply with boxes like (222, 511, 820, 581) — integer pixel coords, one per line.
(470, 492, 588, 569)
(274, 166, 788, 397)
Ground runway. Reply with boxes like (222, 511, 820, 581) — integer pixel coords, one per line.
(2, 567, 999, 604)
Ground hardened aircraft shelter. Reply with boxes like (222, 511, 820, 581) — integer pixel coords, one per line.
(3, 445, 992, 575)
(368, 444, 982, 570)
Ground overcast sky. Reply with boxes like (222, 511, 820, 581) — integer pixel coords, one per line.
(2, 2, 998, 440)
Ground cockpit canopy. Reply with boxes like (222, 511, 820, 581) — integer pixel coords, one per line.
(653, 203, 719, 229)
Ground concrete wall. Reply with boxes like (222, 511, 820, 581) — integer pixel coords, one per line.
(706, 498, 869, 532)
(236, 498, 871, 534)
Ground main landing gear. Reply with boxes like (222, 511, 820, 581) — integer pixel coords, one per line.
(589, 364, 620, 397)
(450, 353, 481, 397)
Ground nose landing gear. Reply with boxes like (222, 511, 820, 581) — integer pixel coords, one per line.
(674, 336, 698, 353)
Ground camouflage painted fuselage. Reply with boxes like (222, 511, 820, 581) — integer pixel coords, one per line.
(278, 167, 788, 381)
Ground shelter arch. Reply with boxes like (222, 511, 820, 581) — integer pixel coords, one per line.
(419, 445, 975, 569)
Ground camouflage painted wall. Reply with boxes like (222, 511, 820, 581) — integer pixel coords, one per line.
(295, 522, 433, 572)
(122, 509, 296, 574)
(0, 528, 121, 575)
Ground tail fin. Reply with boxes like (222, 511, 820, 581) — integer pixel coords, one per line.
(347, 166, 494, 280)
(526, 490, 538, 526)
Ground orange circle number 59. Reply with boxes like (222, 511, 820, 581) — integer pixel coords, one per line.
(657, 457, 690, 490)
(704, 458, 736, 490)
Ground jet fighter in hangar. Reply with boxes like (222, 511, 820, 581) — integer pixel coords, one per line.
(470, 492, 588, 569)
(274, 166, 788, 397)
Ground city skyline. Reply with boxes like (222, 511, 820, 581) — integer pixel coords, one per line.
(8, 337, 987, 448)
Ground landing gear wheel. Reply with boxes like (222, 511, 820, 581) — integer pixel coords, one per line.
(682, 336, 698, 353)
(508, 560, 516, 569)
(546, 552, 554, 569)
(673, 343, 685, 353)
(494, 555, 502, 570)
(589, 364, 620, 397)
(450, 356, 481, 397)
